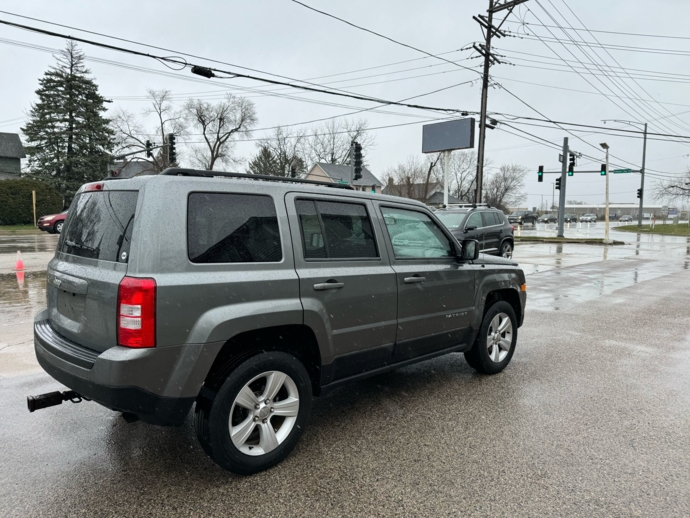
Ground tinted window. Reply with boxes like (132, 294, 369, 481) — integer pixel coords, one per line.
(188, 193, 282, 263)
(466, 212, 483, 229)
(296, 199, 378, 260)
(60, 191, 138, 262)
(381, 207, 453, 259)
(482, 212, 499, 226)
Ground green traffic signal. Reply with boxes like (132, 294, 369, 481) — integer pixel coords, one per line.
(600, 163, 607, 175)
(568, 171, 573, 177)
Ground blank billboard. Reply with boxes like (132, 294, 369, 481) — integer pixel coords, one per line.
(422, 118, 475, 153)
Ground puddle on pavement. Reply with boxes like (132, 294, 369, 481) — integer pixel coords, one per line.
(0, 233, 59, 254)
(0, 271, 47, 335)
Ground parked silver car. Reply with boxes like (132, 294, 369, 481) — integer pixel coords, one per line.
(31, 169, 527, 475)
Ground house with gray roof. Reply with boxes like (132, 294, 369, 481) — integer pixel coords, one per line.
(304, 162, 383, 193)
(382, 179, 463, 207)
(0, 133, 26, 180)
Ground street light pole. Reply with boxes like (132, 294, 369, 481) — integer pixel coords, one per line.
(600, 142, 611, 244)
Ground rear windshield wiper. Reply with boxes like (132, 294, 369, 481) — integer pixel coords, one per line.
(65, 240, 100, 253)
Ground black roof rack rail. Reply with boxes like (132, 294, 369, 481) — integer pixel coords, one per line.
(159, 168, 354, 190)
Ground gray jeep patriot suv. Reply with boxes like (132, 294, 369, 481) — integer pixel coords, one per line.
(32, 168, 526, 475)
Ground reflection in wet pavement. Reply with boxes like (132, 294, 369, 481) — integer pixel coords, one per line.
(0, 271, 47, 335)
(517, 234, 690, 312)
(0, 232, 59, 254)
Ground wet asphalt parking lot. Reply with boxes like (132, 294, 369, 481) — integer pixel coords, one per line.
(1, 227, 690, 517)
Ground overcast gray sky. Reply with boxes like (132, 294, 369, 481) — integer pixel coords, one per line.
(1, 0, 689, 209)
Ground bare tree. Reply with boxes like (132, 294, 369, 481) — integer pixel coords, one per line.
(184, 94, 257, 170)
(381, 155, 440, 201)
(111, 89, 187, 173)
(259, 126, 308, 176)
(655, 168, 690, 203)
(305, 118, 375, 165)
(483, 164, 528, 212)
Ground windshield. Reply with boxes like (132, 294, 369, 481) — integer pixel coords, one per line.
(59, 190, 138, 262)
(435, 211, 468, 229)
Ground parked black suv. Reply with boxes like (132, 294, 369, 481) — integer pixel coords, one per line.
(436, 206, 515, 259)
(508, 210, 537, 226)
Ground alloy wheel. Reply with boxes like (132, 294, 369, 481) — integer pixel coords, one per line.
(486, 312, 513, 363)
(229, 371, 299, 456)
(501, 243, 513, 259)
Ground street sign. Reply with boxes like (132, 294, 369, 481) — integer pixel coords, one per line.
(612, 168, 632, 174)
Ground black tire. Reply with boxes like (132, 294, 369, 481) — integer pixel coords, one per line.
(206, 352, 312, 475)
(464, 301, 517, 374)
(54, 221, 63, 234)
(500, 241, 513, 259)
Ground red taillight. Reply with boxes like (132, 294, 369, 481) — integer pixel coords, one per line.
(84, 182, 104, 192)
(510, 225, 515, 233)
(117, 276, 156, 348)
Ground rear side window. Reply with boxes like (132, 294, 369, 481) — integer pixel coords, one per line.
(60, 191, 138, 262)
(188, 193, 282, 263)
(295, 199, 378, 260)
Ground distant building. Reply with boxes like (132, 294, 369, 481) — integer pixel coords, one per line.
(564, 203, 665, 218)
(0, 133, 26, 179)
(304, 162, 383, 193)
(382, 179, 463, 208)
(107, 160, 156, 179)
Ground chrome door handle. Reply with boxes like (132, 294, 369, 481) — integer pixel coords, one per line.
(404, 276, 426, 284)
(313, 282, 344, 291)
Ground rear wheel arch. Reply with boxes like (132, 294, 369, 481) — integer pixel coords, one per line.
(198, 324, 323, 404)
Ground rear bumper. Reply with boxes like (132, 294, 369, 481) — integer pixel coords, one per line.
(33, 310, 222, 426)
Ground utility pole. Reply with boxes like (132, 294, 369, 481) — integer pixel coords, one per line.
(638, 123, 647, 227)
(600, 142, 611, 244)
(556, 137, 568, 237)
(473, 0, 528, 204)
(442, 150, 451, 206)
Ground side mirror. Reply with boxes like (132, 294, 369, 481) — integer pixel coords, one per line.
(461, 239, 480, 261)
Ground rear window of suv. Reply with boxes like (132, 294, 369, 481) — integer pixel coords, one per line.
(187, 193, 282, 263)
(59, 190, 138, 262)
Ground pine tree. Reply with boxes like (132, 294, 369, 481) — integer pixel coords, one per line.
(22, 41, 114, 203)
(246, 146, 279, 176)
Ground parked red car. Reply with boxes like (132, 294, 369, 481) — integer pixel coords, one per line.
(37, 210, 67, 234)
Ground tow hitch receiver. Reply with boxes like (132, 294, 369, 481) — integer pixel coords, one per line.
(27, 390, 85, 412)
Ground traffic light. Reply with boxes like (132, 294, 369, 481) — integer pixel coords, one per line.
(145, 140, 153, 159)
(353, 141, 363, 180)
(637, 188, 642, 199)
(167, 134, 177, 164)
(600, 163, 607, 176)
(555, 177, 561, 190)
(538, 165, 544, 182)
(290, 166, 297, 178)
(568, 153, 575, 176)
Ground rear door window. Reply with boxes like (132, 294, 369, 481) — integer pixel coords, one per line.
(295, 199, 378, 260)
(482, 212, 499, 226)
(188, 193, 282, 263)
(59, 190, 138, 262)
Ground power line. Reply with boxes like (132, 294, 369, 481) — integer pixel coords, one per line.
(492, 75, 690, 109)
(504, 20, 690, 41)
(512, 33, 690, 57)
(0, 17, 467, 115)
(288, 0, 482, 77)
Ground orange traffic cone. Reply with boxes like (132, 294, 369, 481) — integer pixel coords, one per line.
(15, 251, 24, 271)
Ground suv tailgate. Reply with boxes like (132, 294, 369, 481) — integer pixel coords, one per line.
(47, 189, 138, 353)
